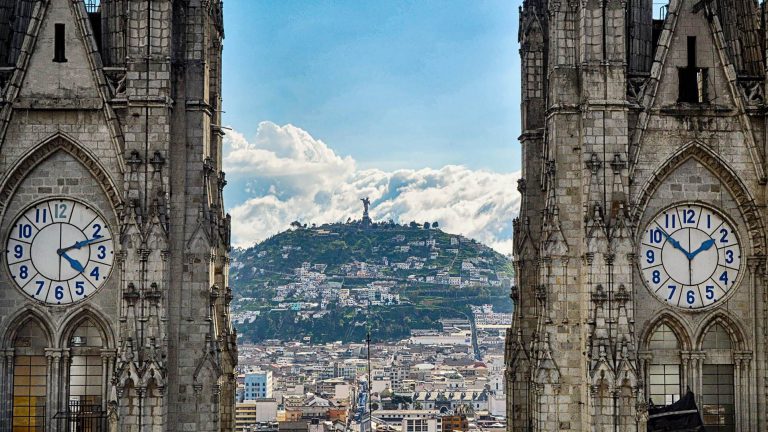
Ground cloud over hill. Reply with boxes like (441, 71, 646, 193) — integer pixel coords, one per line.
(223, 121, 520, 254)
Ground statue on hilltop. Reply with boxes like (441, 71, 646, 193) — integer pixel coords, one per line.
(361, 197, 372, 227)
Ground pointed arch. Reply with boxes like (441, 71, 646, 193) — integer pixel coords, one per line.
(632, 140, 765, 255)
(695, 311, 748, 351)
(0, 306, 53, 348)
(630, 0, 765, 180)
(58, 305, 116, 349)
(640, 311, 692, 351)
(0, 0, 126, 157)
(0, 134, 122, 222)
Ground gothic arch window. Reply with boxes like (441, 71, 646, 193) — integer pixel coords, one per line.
(66, 318, 106, 415)
(646, 323, 682, 406)
(11, 319, 50, 432)
(702, 324, 732, 350)
(700, 323, 736, 432)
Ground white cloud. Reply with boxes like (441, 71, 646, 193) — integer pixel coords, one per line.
(224, 121, 521, 254)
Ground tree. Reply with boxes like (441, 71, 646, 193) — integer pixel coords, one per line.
(423, 222, 430, 229)
(290, 221, 302, 229)
(432, 221, 439, 228)
(409, 221, 418, 228)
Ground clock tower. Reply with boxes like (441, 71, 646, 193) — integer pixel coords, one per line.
(509, 0, 767, 430)
(0, 1, 237, 432)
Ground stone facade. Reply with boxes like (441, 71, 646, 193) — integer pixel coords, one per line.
(508, 0, 768, 430)
(0, 1, 236, 431)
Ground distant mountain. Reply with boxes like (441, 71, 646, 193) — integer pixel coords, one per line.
(229, 221, 513, 344)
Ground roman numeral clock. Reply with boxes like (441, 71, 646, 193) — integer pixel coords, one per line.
(5, 198, 114, 304)
(639, 203, 742, 309)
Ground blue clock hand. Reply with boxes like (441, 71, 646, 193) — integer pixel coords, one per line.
(659, 229, 692, 259)
(57, 235, 103, 254)
(689, 239, 715, 259)
(73, 235, 103, 249)
(59, 251, 85, 273)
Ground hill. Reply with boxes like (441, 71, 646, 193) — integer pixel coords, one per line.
(229, 221, 513, 343)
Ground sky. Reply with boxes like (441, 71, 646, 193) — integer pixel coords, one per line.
(221, 1, 523, 253)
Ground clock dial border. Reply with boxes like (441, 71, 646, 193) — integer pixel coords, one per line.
(4, 197, 115, 306)
(637, 202, 743, 311)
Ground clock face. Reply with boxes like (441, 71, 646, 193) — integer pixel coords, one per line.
(5, 199, 114, 305)
(639, 203, 741, 309)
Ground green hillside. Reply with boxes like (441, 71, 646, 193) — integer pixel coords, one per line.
(230, 221, 513, 343)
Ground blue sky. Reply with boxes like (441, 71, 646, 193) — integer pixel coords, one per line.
(221, 1, 523, 253)
(222, 1, 521, 172)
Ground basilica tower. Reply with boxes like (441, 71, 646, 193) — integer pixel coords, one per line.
(0, 0, 236, 431)
(509, 0, 766, 430)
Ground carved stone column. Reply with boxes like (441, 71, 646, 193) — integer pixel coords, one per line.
(1, 349, 14, 432)
(734, 351, 753, 431)
(45, 348, 63, 432)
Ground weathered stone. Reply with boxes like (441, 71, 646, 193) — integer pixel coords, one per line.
(510, 0, 766, 430)
(0, 1, 236, 431)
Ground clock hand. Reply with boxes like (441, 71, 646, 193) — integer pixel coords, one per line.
(57, 235, 103, 255)
(688, 239, 715, 259)
(59, 250, 85, 273)
(659, 229, 692, 260)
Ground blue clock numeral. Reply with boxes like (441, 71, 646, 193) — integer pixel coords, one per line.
(652, 270, 661, 284)
(14, 244, 23, 259)
(75, 281, 85, 296)
(725, 250, 734, 265)
(92, 223, 102, 238)
(683, 209, 695, 224)
(686, 290, 695, 305)
(720, 228, 729, 244)
(54, 285, 64, 301)
(667, 285, 677, 300)
(34, 280, 45, 296)
(719, 271, 729, 286)
(706, 285, 715, 300)
(19, 265, 28, 279)
(18, 224, 32, 239)
(90, 266, 100, 281)
(646, 250, 655, 264)
(665, 214, 676, 229)
(97, 245, 107, 260)
(35, 208, 47, 224)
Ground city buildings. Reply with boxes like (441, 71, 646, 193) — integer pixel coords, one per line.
(233, 313, 507, 432)
(244, 371, 274, 400)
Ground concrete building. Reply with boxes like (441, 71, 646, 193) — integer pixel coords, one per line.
(374, 410, 442, 432)
(245, 371, 274, 400)
(236, 399, 279, 432)
(509, 0, 768, 430)
(0, 0, 236, 431)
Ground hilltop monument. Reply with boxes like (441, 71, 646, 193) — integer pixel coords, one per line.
(361, 197, 372, 227)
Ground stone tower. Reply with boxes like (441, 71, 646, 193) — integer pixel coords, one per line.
(0, 1, 237, 431)
(508, 0, 767, 430)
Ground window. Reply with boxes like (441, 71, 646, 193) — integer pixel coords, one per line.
(68, 320, 104, 406)
(647, 323, 682, 406)
(702, 365, 735, 432)
(648, 364, 681, 406)
(702, 324, 732, 350)
(648, 324, 679, 349)
(84, 0, 101, 13)
(678, 36, 708, 103)
(11, 321, 49, 432)
(13, 356, 47, 432)
(54, 24, 67, 63)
